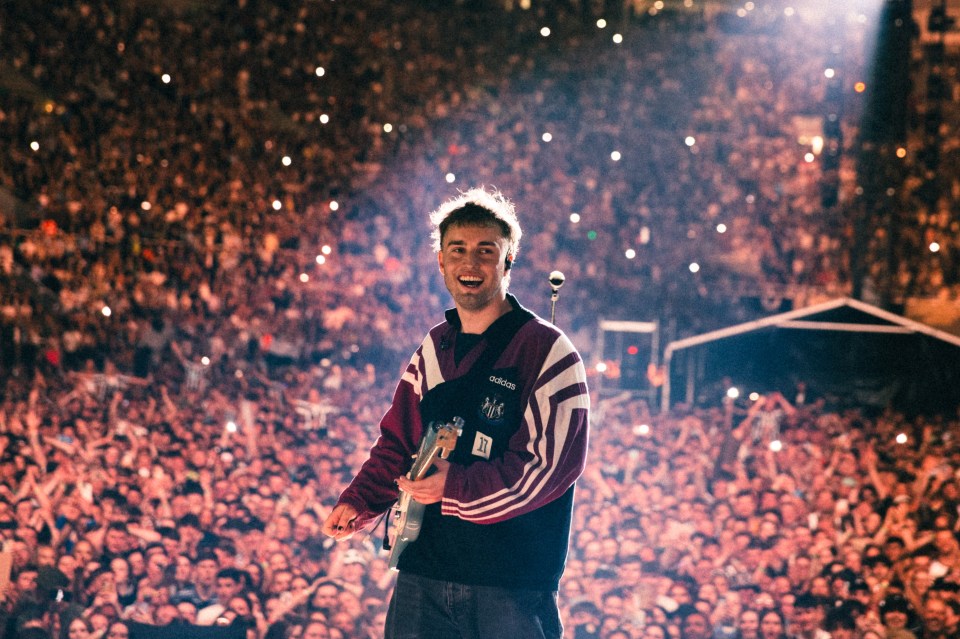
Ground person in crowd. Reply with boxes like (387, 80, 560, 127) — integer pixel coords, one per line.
(65, 617, 94, 639)
(680, 608, 714, 639)
(737, 608, 761, 639)
(919, 594, 952, 639)
(758, 609, 789, 639)
(195, 568, 246, 625)
(878, 594, 918, 639)
(104, 621, 129, 639)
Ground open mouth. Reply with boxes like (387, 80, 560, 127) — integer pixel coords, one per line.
(458, 276, 483, 289)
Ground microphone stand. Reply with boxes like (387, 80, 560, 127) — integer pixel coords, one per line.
(548, 271, 565, 325)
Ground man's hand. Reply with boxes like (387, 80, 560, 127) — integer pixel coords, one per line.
(396, 458, 450, 505)
(322, 504, 359, 541)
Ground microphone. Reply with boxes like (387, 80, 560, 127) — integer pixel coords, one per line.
(549, 271, 565, 290)
(548, 271, 565, 325)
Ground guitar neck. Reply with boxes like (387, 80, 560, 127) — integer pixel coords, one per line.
(409, 448, 440, 481)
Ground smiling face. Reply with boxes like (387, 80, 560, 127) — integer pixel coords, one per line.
(739, 610, 759, 638)
(438, 223, 512, 318)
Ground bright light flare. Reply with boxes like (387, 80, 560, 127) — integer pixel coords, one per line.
(542, 132, 552, 142)
(101, 305, 112, 317)
(595, 362, 608, 373)
(770, 439, 783, 452)
(315, 66, 325, 77)
(316, 255, 326, 265)
(321, 245, 332, 255)
(727, 387, 740, 399)
(319, 114, 330, 124)
(625, 249, 636, 259)
(383, 123, 393, 133)
(540, 26, 551, 37)
(282, 156, 292, 166)
(329, 201, 339, 211)
(930, 242, 941, 253)
(300, 273, 309, 283)
(30, 141, 40, 151)
(895, 432, 908, 444)
(717, 223, 727, 234)
(226, 421, 238, 433)
(272, 199, 282, 210)
(689, 262, 700, 273)
(612, 33, 623, 44)
(596, 19, 607, 28)
(445, 173, 456, 183)
(161, 73, 171, 84)
(749, 392, 760, 401)
(570, 213, 581, 224)
(610, 151, 621, 161)
(201, 356, 210, 366)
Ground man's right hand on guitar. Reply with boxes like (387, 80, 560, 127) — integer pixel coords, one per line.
(322, 503, 359, 540)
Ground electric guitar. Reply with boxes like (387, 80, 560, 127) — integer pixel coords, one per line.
(386, 416, 464, 570)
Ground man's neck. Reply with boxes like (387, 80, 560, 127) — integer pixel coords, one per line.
(457, 296, 513, 334)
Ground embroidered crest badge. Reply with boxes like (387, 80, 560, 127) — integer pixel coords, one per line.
(479, 395, 506, 424)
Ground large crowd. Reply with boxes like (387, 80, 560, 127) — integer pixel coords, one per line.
(3, 353, 960, 639)
(2, 0, 960, 638)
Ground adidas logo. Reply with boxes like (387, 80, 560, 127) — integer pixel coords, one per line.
(489, 376, 516, 391)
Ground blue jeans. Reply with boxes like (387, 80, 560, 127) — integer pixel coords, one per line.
(384, 572, 563, 639)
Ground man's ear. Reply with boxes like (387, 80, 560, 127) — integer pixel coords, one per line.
(504, 255, 513, 272)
